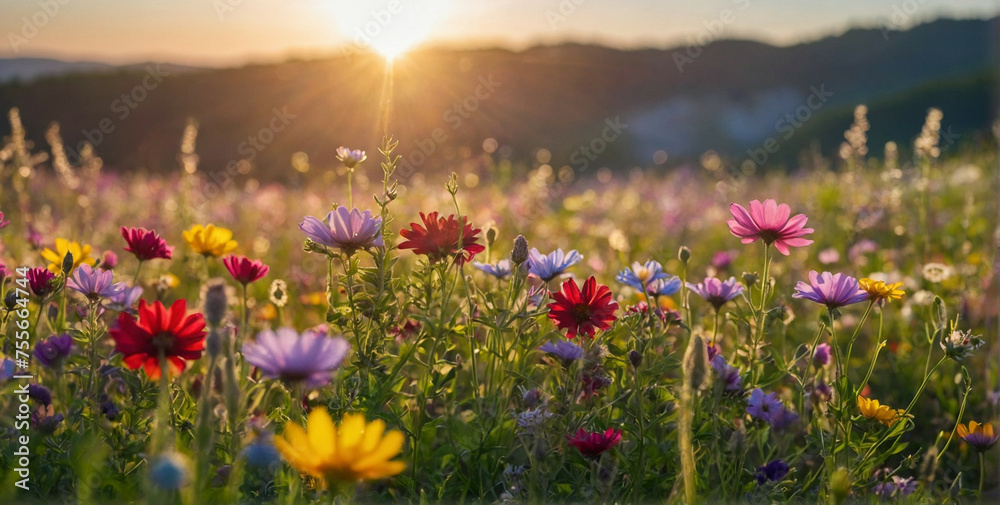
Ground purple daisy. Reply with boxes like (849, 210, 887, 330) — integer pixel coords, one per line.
(67, 264, 126, 301)
(472, 259, 514, 279)
(793, 271, 869, 309)
(298, 206, 384, 255)
(242, 328, 350, 387)
(34, 334, 74, 368)
(539, 340, 584, 365)
(711, 355, 742, 392)
(687, 277, 744, 310)
(746, 388, 784, 421)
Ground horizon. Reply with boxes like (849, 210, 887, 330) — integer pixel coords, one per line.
(1, 0, 997, 67)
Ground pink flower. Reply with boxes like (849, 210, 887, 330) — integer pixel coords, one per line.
(121, 227, 174, 261)
(567, 427, 621, 458)
(223, 255, 269, 285)
(727, 199, 814, 255)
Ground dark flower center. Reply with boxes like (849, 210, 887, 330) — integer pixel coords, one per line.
(572, 303, 593, 322)
(757, 229, 781, 244)
(151, 332, 175, 352)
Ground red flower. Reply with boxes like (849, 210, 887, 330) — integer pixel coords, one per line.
(547, 276, 618, 338)
(223, 255, 269, 285)
(398, 212, 485, 265)
(110, 299, 207, 380)
(567, 427, 621, 458)
(121, 226, 174, 261)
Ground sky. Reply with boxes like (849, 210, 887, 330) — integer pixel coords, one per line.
(1, 0, 997, 66)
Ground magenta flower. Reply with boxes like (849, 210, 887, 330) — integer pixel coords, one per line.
(68, 264, 126, 301)
(0, 211, 9, 230)
(223, 255, 269, 285)
(27, 267, 57, 298)
(687, 277, 744, 310)
(242, 328, 350, 387)
(567, 427, 621, 459)
(727, 199, 814, 255)
(121, 226, 174, 261)
(101, 251, 119, 269)
(298, 206, 384, 255)
(793, 271, 869, 309)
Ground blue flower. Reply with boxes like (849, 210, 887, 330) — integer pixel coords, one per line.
(539, 340, 584, 364)
(472, 259, 514, 279)
(756, 459, 790, 484)
(615, 260, 669, 291)
(528, 248, 582, 281)
(646, 276, 682, 296)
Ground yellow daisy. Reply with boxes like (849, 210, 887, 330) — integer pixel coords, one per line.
(858, 278, 904, 305)
(182, 224, 238, 257)
(41, 238, 97, 274)
(858, 396, 905, 426)
(275, 409, 406, 485)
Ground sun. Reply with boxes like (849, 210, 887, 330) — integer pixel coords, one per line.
(330, 0, 454, 61)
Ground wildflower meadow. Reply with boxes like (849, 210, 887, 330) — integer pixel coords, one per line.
(0, 98, 996, 505)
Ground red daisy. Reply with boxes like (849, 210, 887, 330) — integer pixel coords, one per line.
(398, 212, 485, 265)
(567, 427, 622, 458)
(110, 299, 207, 380)
(223, 255, 269, 285)
(547, 276, 618, 338)
(121, 226, 174, 261)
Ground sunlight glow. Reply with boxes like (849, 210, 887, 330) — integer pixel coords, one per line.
(330, 0, 454, 61)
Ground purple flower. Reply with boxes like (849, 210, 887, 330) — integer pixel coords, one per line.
(756, 459, 790, 484)
(646, 276, 682, 297)
(540, 340, 584, 365)
(707, 342, 721, 361)
(527, 284, 548, 307)
(335, 146, 366, 168)
(101, 251, 119, 269)
(242, 328, 350, 388)
(616, 260, 669, 291)
(892, 476, 918, 497)
(33, 334, 74, 368)
(0, 262, 8, 284)
(28, 384, 52, 406)
(793, 271, 869, 309)
(746, 388, 784, 422)
(27, 267, 56, 298)
(67, 264, 126, 301)
(26, 225, 44, 249)
(711, 250, 734, 270)
(107, 285, 144, 312)
(711, 355, 742, 391)
(0, 211, 9, 229)
(813, 343, 831, 367)
(298, 206, 384, 255)
(473, 259, 514, 279)
(767, 407, 800, 430)
(528, 248, 582, 282)
(687, 277, 744, 309)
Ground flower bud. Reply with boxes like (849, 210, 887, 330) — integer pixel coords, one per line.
(628, 349, 643, 368)
(510, 235, 529, 265)
(203, 279, 228, 328)
(150, 452, 191, 490)
(683, 335, 710, 391)
(101, 251, 119, 270)
(61, 251, 75, 276)
(813, 343, 831, 367)
(4, 291, 17, 311)
(742, 271, 759, 288)
(678, 246, 691, 265)
(521, 388, 541, 409)
(206, 329, 223, 359)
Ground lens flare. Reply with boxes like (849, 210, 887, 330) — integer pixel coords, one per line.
(331, 0, 453, 61)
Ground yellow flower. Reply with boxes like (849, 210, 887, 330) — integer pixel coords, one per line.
(158, 274, 180, 289)
(183, 224, 238, 257)
(300, 292, 328, 306)
(858, 396, 905, 426)
(957, 421, 999, 451)
(275, 409, 406, 485)
(858, 278, 904, 304)
(41, 238, 97, 274)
